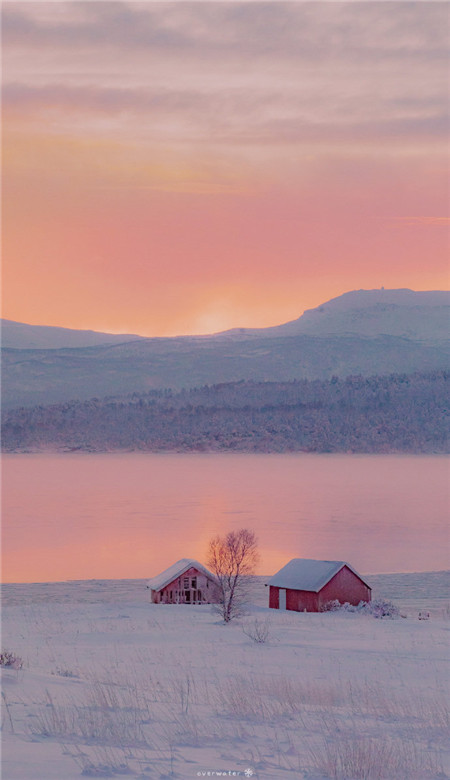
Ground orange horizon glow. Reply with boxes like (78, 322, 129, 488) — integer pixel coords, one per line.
(2, 277, 450, 339)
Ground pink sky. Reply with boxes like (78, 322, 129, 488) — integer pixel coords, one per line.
(2, 1, 449, 336)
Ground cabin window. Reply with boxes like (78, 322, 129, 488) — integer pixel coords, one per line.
(170, 590, 173, 602)
(191, 577, 197, 589)
(198, 589, 202, 601)
(183, 577, 189, 589)
(185, 591, 191, 603)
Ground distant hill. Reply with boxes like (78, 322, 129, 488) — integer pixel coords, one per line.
(218, 289, 450, 343)
(1, 319, 144, 349)
(2, 372, 448, 454)
(2, 289, 449, 410)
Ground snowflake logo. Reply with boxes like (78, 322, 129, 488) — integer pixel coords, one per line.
(244, 770, 254, 778)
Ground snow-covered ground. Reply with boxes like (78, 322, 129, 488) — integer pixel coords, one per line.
(2, 572, 449, 780)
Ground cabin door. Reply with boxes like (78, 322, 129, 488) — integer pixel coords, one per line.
(279, 589, 286, 610)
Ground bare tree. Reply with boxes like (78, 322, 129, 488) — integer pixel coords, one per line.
(207, 529, 259, 622)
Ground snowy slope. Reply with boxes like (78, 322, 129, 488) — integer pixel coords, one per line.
(220, 289, 450, 344)
(1, 319, 144, 349)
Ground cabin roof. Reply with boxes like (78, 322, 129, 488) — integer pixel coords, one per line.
(147, 558, 216, 592)
(267, 558, 371, 593)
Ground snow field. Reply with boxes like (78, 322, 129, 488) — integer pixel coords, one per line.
(1, 574, 449, 780)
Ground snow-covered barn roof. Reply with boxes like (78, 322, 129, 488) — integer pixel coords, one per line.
(147, 559, 216, 592)
(267, 559, 371, 593)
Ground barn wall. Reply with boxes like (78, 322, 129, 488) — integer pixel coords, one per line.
(269, 586, 278, 609)
(287, 589, 319, 612)
(269, 587, 318, 611)
(318, 566, 371, 609)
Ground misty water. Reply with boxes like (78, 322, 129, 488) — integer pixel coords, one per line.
(2, 453, 449, 583)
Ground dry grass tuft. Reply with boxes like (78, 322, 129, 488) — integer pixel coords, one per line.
(307, 733, 444, 779)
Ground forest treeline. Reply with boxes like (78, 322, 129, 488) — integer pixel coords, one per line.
(2, 371, 449, 454)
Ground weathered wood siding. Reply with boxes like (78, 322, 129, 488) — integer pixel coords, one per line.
(151, 566, 219, 604)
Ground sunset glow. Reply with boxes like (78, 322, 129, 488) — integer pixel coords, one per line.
(2, 1, 449, 336)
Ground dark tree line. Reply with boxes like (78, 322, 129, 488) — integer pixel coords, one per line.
(2, 371, 449, 454)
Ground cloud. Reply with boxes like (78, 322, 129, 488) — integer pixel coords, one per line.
(3, 82, 212, 114)
(390, 217, 450, 227)
(3, 81, 448, 156)
(3, 2, 448, 158)
(3, 2, 448, 62)
(2, 2, 190, 51)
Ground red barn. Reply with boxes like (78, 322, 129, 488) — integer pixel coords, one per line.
(268, 558, 371, 612)
(147, 558, 219, 605)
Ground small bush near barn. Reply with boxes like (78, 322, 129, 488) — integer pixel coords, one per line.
(321, 599, 400, 618)
(321, 599, 343, 612)
(362, 599, 400, 618)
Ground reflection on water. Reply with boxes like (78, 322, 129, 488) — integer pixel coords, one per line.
(2, 453, 449, 582)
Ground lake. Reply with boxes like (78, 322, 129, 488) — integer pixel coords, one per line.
(2, 453, 449, 583)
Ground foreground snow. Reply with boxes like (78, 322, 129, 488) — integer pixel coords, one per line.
(1, 573, 449, 780)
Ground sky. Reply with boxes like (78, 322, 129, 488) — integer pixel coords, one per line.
(2, 1, 449, 337)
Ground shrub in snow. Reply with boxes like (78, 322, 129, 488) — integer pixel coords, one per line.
(321, 600, 361, 613)
(0, 650, 23, 670)
(320, 599, 400, 618)
(360, 599, 400, 619)
(52, 667, 77, 678)
(320, 600, 342, 612)
(242, 617, 271, 643)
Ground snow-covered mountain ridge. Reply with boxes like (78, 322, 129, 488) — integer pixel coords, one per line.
(2, 288, 449, 349)
(2, 289, 449, 409)
(218, 289, 450, 343)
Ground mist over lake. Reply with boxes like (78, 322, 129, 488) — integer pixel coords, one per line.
(3, 453, 448, 583)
